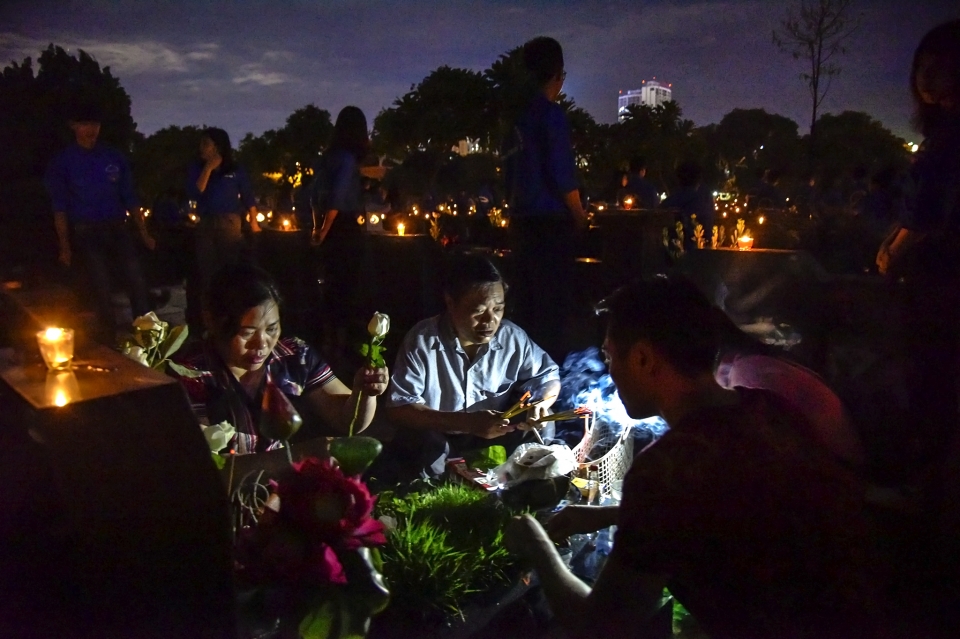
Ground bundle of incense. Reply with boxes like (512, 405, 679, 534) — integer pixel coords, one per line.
(531, 407, 593, 424)
(503, 393, 559, 420)
(502, 391, 532, 420)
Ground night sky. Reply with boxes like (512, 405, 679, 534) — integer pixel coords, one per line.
(1, 0, 956, 143)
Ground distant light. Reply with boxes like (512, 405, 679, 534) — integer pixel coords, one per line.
(910, 143, 919, 153)
(256, 212, 266, 223)
(759, 216, 765, 224)
(356, 216, 365, 225)
(369, 214, 380, 225)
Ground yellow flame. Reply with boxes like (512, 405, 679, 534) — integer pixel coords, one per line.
(256, 212, 266, 223)
(54, 390, 68, 407)
(758, 216, 765, 224)
(397, 223, 405, 236)
(44, 327, 64, 340)
(369, 214, 380, 225)
(357, 216, 365, 225)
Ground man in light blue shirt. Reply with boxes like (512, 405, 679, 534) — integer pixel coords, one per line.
(386, 254, 560, 476)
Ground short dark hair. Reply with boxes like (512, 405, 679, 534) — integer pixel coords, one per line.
(675, 161, 703, 189)
(629, 156, 648, 174)
(204, 263, 283, 340)
(69, 100, 103, 123)
(201, 127, 238, 173)
(596, 276, 719, 376)
(522, 37, 564, 86)
(442, 254, 505, 301)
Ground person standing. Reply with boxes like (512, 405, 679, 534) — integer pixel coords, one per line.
(624, 156, 660, 210)
(310, 106, 385, 359)
(185, 127, 261, 329)
(505, 36, 588, 363)
(45, 102, 155, 342)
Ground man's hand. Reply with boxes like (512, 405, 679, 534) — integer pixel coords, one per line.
(58, 245, 72, 267)
(464, 410, 512, 439)
(546, 505, 617, 543)
(354, 366, 389, 397)
(519, 403, 549, 432)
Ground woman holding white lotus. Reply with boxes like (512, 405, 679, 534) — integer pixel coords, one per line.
(170, 263, 388, 454)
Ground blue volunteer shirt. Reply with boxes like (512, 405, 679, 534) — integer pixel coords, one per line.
(44, 143, 138, 223)
(186, 162, 256, 218)
(311, 149, 363, 214)
(509, 93, 579, 217)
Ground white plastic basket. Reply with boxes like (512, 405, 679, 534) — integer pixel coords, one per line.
(570, 413, 634, 491)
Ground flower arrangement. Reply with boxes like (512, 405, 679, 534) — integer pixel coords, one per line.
(236, 457, 390, 638)
(119, 312, 189, 371)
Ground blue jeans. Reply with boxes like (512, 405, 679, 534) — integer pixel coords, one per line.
(73, 221, 150, 340)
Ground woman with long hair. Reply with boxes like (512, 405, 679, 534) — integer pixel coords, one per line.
(186, 127, 261, 329)
(310, 107, 386, 356)
(170, 263, 387, 454)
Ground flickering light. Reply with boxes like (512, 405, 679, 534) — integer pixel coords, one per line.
(282, 219, 291, 230)
(397, 223, 406, 236)
(369, 214, 380, 225)
(37, 328, 74, 371)
(758, 216, 765, 224)
(737, 235, 754, 251)
(357, 216, 365, 225)
(256, 212, 266, 223)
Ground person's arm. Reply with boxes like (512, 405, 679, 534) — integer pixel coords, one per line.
(506, 514, 667, 638)
(878, 226, 926, 275)
(303, 367, 388, 435)
(195, 155, 221, 193)
(546, 504, 620, 541)
(386, 403, 512, 439)
(54, 211, 71, 266)
(514, 334, 562, 427)
(45, 157, 72, 266)
(314, 153, 354, 245)
(545, 107, 588, 225)
(237, 169, 261, 232)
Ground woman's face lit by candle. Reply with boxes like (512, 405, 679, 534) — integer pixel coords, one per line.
(446, 282, 505, 347)
(223, 301, 281, 373)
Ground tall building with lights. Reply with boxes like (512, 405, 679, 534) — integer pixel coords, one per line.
(618, 79, 673, 120)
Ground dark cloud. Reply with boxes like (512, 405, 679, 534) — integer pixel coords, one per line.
(1, 0, 956, 142)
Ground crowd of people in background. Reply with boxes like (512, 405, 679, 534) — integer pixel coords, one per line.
(39, 18, 960, 638)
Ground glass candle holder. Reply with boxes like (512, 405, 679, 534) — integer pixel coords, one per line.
(37, 327, 75, 370)
(397, 223, 406, 236)
(737, 236, 754, 251)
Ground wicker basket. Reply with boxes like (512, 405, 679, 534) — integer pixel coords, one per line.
(570, 413, 634, 490)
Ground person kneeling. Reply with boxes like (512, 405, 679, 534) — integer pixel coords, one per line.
(385, 254, 560, 477)
(170, 263, 387, 454)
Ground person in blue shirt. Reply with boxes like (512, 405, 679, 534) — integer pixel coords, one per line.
(44, 102, 155, 342)
(505, 37, 588, 362)
(185, 127, 261, 329)
(624, 156, 660, 210)
(310, 106, 386, 357)
(662, 161, 715, 249)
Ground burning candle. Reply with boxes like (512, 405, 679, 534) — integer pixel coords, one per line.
(623, 197, 634, 210)
(397, 223, 405, 236)
(282, 218, 291, 230)
(737, 235, 754, 251)
(45, 370, 81, 407)
(37, 327, 75, 370)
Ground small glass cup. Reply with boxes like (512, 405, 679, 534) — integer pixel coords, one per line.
(45, 370, 81, 407)
(37, 327, 75, 371)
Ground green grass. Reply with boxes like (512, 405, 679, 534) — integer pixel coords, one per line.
(376, 482, 517, 618)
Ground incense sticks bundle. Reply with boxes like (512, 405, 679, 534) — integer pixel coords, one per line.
(502, 392, 558, 420)
(531, 407, 592, 424)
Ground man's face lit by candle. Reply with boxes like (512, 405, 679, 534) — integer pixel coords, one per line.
(446, 282, 505, 347)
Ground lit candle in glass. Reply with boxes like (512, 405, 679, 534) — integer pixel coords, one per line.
(397, 223, 405, 236)
(45, 370, 81, 407)
(737, 235, 754, 251)
(36, 327, 74, 370)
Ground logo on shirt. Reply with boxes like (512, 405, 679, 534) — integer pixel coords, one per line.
(105, 164, 120, 183)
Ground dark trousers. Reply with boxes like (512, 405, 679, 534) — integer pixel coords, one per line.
(73, 221, 150, 341)
(188, 214, 248, 329)
(389, 427, 531, 480)
(510, 215, 576, 363)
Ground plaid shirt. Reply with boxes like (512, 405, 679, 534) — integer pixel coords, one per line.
(171, 336, 334, 454)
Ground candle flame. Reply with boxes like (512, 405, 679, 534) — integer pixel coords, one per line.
(44, 327, 64, 340)
(54, 390, 68, 407)
(397, 223, 405, 236)
(758, 216, 765, 224)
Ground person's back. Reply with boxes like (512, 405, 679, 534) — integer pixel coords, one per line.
(617, 387, 880, 638)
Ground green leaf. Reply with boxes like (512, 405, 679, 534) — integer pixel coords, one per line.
(157, 324, 189, 362)
(211, 453, 226, 470)
(299, 599, 337, 639)
(167, 361, 205, 378)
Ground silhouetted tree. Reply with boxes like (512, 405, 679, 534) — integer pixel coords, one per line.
(773, 0, 861, 158)
(131, 125, 204, 206)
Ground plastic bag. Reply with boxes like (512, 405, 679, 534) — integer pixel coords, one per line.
(494, 442, 577, 486)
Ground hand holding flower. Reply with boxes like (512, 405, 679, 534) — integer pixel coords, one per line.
(354, 366, 389, 397)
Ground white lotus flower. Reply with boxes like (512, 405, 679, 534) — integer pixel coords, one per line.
(133, 311, 166, 334)
(122, 344, 150, 366)
(202, 421, 236, 453)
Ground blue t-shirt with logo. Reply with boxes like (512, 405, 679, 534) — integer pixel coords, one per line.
(44, 143, 138, 224)
(186, 161, 256, 218)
